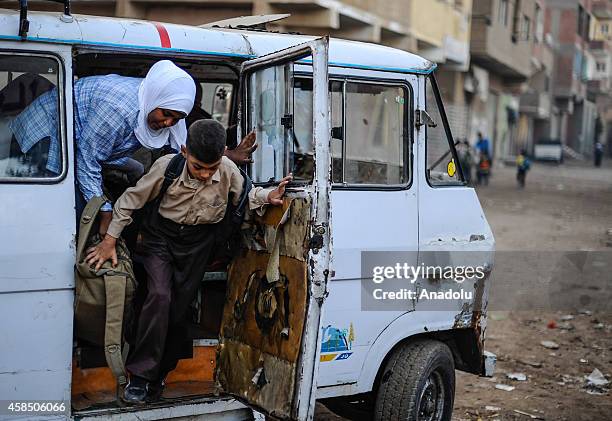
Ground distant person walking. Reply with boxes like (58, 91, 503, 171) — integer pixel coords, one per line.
(476, 132, 491, 158)
(594, 141, 604, 167)
(458, 140, 473, 185)
(516, 149, 531, 188)
(476, 151, 491, 186)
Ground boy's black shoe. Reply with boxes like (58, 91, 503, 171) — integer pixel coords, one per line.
(145, 379, 166, 403)
(122, 376, 148, 404)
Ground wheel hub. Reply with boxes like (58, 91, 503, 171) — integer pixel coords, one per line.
(417, 371, 445, 421)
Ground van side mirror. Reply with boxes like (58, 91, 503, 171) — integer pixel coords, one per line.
(415, 109, 437, 129)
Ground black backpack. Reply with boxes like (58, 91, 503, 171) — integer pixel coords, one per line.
(155, 154, 252, 264)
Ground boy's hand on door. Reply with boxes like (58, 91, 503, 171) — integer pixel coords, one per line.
(86, 234, 118, 272)
(267, 174, 293, 206)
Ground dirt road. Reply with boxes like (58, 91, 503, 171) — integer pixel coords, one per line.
(316, 160, 612, 420)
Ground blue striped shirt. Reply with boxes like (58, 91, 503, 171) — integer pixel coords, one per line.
(11, 75, 143, 211)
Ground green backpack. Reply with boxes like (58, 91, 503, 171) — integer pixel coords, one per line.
(74, 196, 137, 387)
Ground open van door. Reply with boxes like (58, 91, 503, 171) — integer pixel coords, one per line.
(216, 38, 331, 420)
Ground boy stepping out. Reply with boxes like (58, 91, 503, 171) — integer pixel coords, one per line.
(86, 119, 290, 403)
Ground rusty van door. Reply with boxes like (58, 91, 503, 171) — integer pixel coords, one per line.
(216, 38, 332, 421)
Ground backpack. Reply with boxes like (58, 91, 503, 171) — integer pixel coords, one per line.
(74, 196, 137, 387)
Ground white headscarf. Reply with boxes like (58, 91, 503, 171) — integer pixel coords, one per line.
(134, 60, 196, 150)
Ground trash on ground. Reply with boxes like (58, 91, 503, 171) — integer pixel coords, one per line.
(580, 358, 588, 364)
(485, 405, 501, 411)
(560, 315, 575, 321)
(519, 360, 543, 368)
(558, 322, 574, 330)
(495, 384, 516, 392)
(513, 409, 544, 420)
(586, 368, 609, 387)
(507, 372, 528, 381)
(594, 323, 605, 330)
(540, 340, 559, 349)
(546, 320, 557, 329)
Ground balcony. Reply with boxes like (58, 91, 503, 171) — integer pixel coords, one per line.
(470, 0, 532, 80)
(520, 91, 551, 119)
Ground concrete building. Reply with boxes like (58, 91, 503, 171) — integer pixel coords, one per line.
(589, 0, 612, 154)
(545, 0, 598, 156)
(469, 0, 538, 160)
(519, 0, 555, 153)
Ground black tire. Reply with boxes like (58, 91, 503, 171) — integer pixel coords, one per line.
(374, 339, 455, 421)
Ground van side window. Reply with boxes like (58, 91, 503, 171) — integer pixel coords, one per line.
(0, 55, 63, 180)
(293, 77, 409, 187)
(425, 77, 463, 185)
(343, 82, 407, 185)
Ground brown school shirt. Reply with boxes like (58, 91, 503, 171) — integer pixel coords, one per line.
(106, 154, 271, 239)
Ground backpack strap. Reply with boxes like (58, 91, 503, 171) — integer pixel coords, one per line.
(156, 154, 186, 204)
(103, 273, 129, 386)
(231, 168, 252, 224)
(76, 196, 107, 263)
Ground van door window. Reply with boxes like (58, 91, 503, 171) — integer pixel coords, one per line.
(425, 76, 463, 186)
(293, 78, 342, 183)
(0, 54, 63, 180)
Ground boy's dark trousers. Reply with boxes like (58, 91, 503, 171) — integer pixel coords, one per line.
(126, 211, 216, 383)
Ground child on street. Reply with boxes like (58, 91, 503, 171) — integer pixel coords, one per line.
(85, 119, 290, 403)
(516, 149, 531, 188)
(477, 151, 491, 186)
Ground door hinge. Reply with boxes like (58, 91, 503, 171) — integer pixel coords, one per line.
(281, 114, 293, 129)
(308, 223, 326, 253)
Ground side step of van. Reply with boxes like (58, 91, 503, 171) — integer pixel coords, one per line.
(74, 396, 253, 420)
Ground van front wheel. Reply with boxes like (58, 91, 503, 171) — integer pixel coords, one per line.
(374, 339, 455, 421)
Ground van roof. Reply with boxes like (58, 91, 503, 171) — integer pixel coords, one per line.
(0, 9, 435, 75)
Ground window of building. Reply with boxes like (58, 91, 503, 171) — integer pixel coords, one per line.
(0, 54, 64, 180)
(534, 4, 544, 42)
(602, 23, 609, 35)
(293, 77, 410, 186)
(425, 77, 463, 186)
(498, 0, 509, 26)
(522, 15, 531, 40)
(577, 5, 591, 40)
(596, 61, 607, 73)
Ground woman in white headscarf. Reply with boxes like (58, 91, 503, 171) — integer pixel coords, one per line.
(11, 59, 196, 233)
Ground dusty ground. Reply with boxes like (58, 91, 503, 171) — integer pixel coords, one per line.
(315, 159, 612, 420)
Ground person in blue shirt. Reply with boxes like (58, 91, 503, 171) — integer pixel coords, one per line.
(11, 60, 196, 235)
(475, 132, 491, 157)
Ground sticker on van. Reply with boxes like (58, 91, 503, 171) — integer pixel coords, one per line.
(320, 323, 354, 362)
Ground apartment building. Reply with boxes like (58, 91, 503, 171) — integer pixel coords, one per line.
(545, 0, 598, 155)
(589, 0, 612, 152)
(519, 0, 555, 153)
(469, 0, 538, 160)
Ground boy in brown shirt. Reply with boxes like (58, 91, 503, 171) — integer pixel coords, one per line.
(86, 119, 291, 403)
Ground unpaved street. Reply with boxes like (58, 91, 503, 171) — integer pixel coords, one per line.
(316, 160, 612, 420)
(453, 161, 612, 421)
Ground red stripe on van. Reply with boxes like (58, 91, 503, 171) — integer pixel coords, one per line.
(153, 22, 171, 48)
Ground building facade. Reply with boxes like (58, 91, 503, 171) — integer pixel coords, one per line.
(2, 0, 608, 160)
(589, 0, 612, 154)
